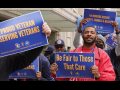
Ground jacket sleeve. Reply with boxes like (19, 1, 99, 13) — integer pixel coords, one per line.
(6, 46, 44, 74)
(49, 53, 55, 65)
(115, 33, 120, 56)
(104, 48, 116, 66)
(40, 54, 55, 81)
(73, 32, 83, 48)
(96, 50, 115, 81)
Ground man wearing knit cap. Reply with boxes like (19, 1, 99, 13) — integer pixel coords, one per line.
(73, 19, 120, 66)
(95, 34, 106, 49)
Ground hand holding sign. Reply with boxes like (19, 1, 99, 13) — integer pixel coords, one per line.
(90, 65, 100, 79)
(112, 21, 119, 33)
(42, 22, 51, 37)
(36, 71, 42, 81)
(50, 63, 58, 75)
(78, 19, 88, 33)
(104, 34, 110, 40)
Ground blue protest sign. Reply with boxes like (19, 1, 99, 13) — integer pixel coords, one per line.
(78, 17, 120, 33)
(0, 11, 48, 57)
(9, 57, 39, 79)
(55, 52, 95, 79)
(106, 33, 118, 48)
(77, 9, 116, 35)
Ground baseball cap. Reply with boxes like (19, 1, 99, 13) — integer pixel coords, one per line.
(54, 39, 65, 46)
(43, 45, 55, 52)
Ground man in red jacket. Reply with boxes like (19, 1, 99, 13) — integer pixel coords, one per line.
(50, 25, 115, 81)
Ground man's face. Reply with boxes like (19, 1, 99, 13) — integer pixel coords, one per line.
(95, 39, 104, 46)
(55, 45, 65, 52)
(95, 38, 104, 49)
(82, 27, 97, 44)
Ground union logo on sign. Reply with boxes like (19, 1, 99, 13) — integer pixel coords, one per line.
(25, 41, 30, 46)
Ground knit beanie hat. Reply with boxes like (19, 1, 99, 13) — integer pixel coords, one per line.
(97, 34, 106, 48)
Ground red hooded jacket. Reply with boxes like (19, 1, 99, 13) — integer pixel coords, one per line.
(51, 45, 115, 81)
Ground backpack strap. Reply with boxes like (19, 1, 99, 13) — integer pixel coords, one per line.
(97, 47, 100, 69)
(73, 48, 77, 52)
(38, 56, 42, 72)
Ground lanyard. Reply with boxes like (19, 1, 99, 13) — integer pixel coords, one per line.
(81, 47, 94, 53)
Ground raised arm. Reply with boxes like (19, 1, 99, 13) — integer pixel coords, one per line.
(73, 19, 88, 48)
(73, 32, 83, 48)
(111, 21, 120, 56)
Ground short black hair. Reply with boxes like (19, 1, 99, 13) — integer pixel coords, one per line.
(67, 46, 71, 49)
(83, 26, 97, 34)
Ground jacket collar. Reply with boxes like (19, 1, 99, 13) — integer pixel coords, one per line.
(77, 45, 100, 60)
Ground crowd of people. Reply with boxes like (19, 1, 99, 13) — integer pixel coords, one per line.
(7, 18, 120, 81)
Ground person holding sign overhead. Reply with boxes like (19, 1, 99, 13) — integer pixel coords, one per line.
(73, 19, 120, 66)
(51, 25, 115, 81)
(0, 22, 51, 81)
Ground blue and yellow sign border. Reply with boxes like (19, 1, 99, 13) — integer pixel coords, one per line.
(55, 52, 95, 79)
(0, 11, 48, 57)
(9, 57, 39, 79)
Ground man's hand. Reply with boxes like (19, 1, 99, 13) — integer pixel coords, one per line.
(112, 21, 119, 33)
(90, 65, 100, 79)
(50, 63, 58, 75)
(36, 71, 42, 81)
(78, 19, 88, 32)
(104, 34, 110, 40)
(42, 22, 51, 37)
(14, 78, 17, 81)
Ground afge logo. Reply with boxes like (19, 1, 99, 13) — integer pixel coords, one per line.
(57, 40, 61, 44)
(24, 72, 27, 76)
(25, 41, 30, 46)
(100, 26, 103, 29)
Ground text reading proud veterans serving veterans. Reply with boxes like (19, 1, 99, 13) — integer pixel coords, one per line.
(0, 20, 40, 42)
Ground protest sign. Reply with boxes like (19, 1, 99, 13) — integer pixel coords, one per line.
(0, 11, 48, 57)
(77, 9, 116, 35)
(55, 52, 95, 79)
(9, 57, 39, 79)
(106, 33, 118, 48)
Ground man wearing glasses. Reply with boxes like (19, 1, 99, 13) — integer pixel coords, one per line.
(49, 39, 66, 65)
(49, 39, 69, 81)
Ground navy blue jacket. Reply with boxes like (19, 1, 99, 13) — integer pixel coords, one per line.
(104, 48, 117, 66)
(40, 54, 54, 81)
(26, 54, 54, 81)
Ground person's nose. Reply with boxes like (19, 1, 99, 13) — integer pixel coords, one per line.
(87, 32, 92, 36)
(58, 47, 61, 49)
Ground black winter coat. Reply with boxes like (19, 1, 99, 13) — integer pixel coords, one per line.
(0, 46, 44, 81)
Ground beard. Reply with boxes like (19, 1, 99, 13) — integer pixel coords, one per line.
(83, 36, 96, 45)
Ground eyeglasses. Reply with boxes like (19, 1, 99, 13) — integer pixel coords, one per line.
(55, 46, 63, 49)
